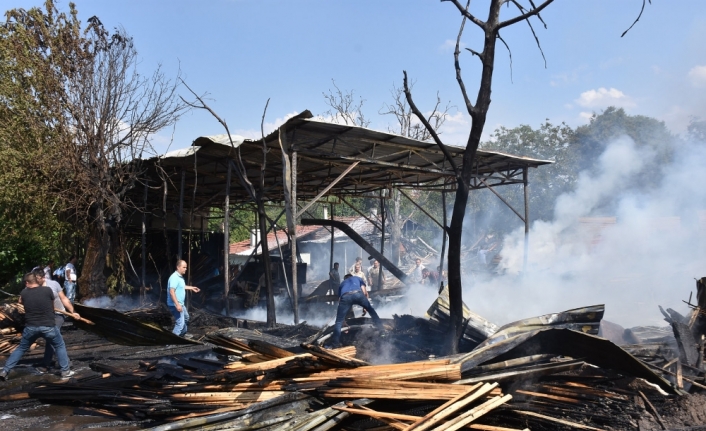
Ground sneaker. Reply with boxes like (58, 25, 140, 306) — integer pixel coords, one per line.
(36, 365, 53, 374)
(60, 370, 75, 379)
(0, 370, 7, 381)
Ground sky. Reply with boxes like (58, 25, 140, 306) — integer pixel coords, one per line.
(8, 0, 706, 155)
(10, 1, 706, 329)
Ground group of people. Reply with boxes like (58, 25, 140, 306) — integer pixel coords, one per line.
(329, 256, 387, 293)
(1, 266, 80, 381)
(407, 257, 444, 288)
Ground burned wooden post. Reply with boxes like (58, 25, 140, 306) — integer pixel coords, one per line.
(290, 150, 299, 324)
(177, 168, 185, 260)
(224, 162, 232, 316)
(377, 191, 385, 289)
(439, 189, 447, 282)
(141, 180, 148, 302)
(522, 167, 529, 274)
(329, 203, 335, 278)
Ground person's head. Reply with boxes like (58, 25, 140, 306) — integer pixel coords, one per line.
(333, 262, 339, 270)
(415, 258, 422, 267)
(422, 268, 430, 277)
(46, 260, 54, 267)
(23, 272, 38, 287)
(176, 260, 187, 275)
(32, 268, 46, 285)
(343, 274, 353, 280)
(354, 261, 361, 270)
(373, 260, 379, 268)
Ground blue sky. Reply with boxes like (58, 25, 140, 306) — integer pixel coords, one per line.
(9, 0, 706, 154)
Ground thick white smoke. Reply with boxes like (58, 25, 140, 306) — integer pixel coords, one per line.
(471, 136, 706, 328)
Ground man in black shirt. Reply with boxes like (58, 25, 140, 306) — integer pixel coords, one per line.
(0, 273, 79, 380)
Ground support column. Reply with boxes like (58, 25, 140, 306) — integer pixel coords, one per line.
(177, 168, 185, 260)
(224, 162, 232, 316)
(141, 180, 148, 303)
(439, 189, 447, 283)
(377, 192, 385, 290)
(523, 167, 529, 275)
(329, 203, 334, 274)
(290, 151, 299, 324)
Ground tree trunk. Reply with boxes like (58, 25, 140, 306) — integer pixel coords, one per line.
(79, 222, 109, 299)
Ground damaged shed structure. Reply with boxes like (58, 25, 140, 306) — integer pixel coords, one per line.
(132, 110, 552, 322)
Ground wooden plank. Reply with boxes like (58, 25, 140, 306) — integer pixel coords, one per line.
(434, 394, 513, 431)
(512, 410, 607, 431)
(403, 383, 483, 431)
(405, 383, 498, 431)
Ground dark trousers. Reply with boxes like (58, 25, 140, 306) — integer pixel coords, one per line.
(330, 291, 382, 347)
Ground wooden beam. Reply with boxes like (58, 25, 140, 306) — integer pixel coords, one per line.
(298, 161, 360, 215)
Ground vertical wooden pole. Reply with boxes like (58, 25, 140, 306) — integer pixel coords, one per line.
(177, 168, 185, 260)
(523, 168, 529, 275)
(290, 151, 299, 324)
(141, 180, 148, 303)
(377, 191, 385, 290)
(439, 189, 447, 282)
(162, 176, 171, 269)
(329, 202, 334, 275)
(224, 162, 232, 316)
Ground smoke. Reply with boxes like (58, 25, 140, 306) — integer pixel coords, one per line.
(467, 136, 706, 328)
(83, 295, 142, 311)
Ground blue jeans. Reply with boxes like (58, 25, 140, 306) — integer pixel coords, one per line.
(168, 304, 189, 337)
(64, 281, 76, 303)
(330, 291, 382, 347)
(43, 315, 66, 367)
(3, 326, 70, 374)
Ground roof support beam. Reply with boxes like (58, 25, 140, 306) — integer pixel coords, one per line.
(398, 189, 447, 233)
(298, 161, 360, 215)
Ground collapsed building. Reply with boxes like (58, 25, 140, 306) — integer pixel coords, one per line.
(120, 110, 551, 321)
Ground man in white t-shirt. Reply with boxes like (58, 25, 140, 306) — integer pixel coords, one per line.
(64, 255, 77, 303)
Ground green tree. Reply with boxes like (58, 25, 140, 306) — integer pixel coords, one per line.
(0, 0, 78, 286)
(480, 120, 576, 224)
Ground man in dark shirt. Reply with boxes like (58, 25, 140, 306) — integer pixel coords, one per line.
(0, 273, 78, 380)
(328, 274, 383, 348)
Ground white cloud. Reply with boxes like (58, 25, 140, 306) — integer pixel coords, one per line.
(234, 111, 300, 139)
(579, 111, 593, 121)
(687, 65, 706, 88)
(575, 87, 635, 109)
(439, 39, 465, 53)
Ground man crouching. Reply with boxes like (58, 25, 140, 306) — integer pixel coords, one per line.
(329, 274, 383, 348)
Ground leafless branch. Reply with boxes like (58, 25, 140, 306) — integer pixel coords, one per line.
(402, 71, 460, 179)
(442, 0, 486, 29)
(322, 79, 370, 127)
(497, 0, 555, 29)
(621, 0, 650, 37)
(496, 34, 514, 83)
(455, 0, 475, 115)
(509, 0, 547, 68)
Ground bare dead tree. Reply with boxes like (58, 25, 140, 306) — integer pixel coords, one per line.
(402, 0, 554, 353)
(59, 19, 185, 298)
(379, 82, 452, 266)
(322, 79, 371, 127)
(180, 82, 277, 328)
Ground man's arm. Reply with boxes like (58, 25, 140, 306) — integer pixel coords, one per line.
(58, 291, 80, 319)
(169, 287, 182, 312)
(186, 285, 200, 293)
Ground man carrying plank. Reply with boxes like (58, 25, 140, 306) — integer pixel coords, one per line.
(328, 274, 383, 348)
(32, 268, 79, 373)
(0, 273, 79, 380)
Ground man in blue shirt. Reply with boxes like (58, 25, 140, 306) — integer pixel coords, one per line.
(167, 260, 201, 337)
(329, 274, 383, 348)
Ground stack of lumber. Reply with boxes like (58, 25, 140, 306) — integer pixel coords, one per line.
(0, 303, 25, 354)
